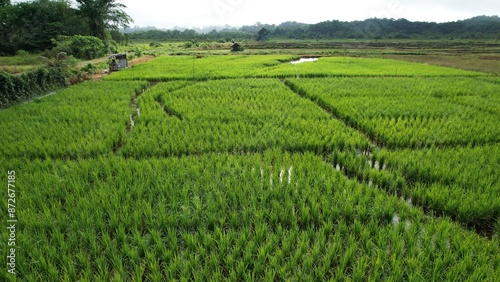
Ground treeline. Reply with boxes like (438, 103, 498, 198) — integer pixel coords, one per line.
(128, 16, 500, 41)
(0, 0, 131, 55)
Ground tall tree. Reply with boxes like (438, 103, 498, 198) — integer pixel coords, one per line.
(76, 0, 133, 40)
(256, 28, 270, 41)
(0, 0, 87, 55)
(0, 0, 10, 7)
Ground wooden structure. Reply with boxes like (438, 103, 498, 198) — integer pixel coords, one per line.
(231, 43, 243, 52)
(109, 53, 128, 71)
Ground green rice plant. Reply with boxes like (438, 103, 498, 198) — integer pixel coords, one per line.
(120, 79, 369, 157)
(265, 57, 488, 78)
(104, 55, 487, 81)
(286, 77, 500, 148)
(104, 55, 299, 81)
(0, 81, 148, 158)
(376, 145, 500, 235)
(2, 152, 499, 280)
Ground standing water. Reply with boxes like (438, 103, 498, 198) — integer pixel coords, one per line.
(291, 58, 318, 64)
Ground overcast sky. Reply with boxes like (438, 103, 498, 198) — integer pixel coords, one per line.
(12, 0, 500, 29)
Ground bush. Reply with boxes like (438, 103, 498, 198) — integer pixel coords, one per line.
(51, 35, 106, 60)
(81, 63, 97, 75)
(134, 47, 143, 57)
(0, 67, 68, 108)
(106, 39, 119, 54)
(150, 42, 162, 48)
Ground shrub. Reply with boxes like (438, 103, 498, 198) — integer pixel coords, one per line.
(51, 35, 106, 60)
(0, 67, 68, 108)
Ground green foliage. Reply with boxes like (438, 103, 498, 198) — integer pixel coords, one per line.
(39, 52, 75, 69)
(0, 55, 499, 280)
(81, 63, 98, 74)
(0, 67, 67, 108)
(75, 0, 133, 40)
(126, 17, 500, 41)
(257, 28, 270, 41)
(378, 145, 500, 233)
(0, 50, 42, 70)
(50, 35, 106, 60)
(0, 0, 88, 55)
(149, 42, 162, 48)
(0, 152, 499, 280)
(134, 47, 143, 57)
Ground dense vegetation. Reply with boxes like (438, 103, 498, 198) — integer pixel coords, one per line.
(120, 79, 369, 157)
(0, 67, 67, 108)
(2, 152, 499, 281)
(2, 0, 498, 55)
(286, 77, 499, 148)
(0, 81, 147, 158)
(1, 56, 499, 280)
(0, 0, 131, 55)
(127, 16, 500, 41)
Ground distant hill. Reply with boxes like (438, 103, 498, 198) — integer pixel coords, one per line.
(126, 16, 500, 41)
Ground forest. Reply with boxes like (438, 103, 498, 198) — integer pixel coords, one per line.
(0, 0, 131, 55)
(1, 0, 499, 56)
(128, 16, 500, 41)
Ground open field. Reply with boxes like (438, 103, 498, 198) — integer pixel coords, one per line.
(121, 39, 500, 75)
(1, 54, 499, 280)
(104, 55, 488, 81)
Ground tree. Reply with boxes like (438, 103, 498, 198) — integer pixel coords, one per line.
(0, 0, 87, 55)
(76, 0, 133, 41)
(257, 28, 270, 41)
(0, 0, 10, 7)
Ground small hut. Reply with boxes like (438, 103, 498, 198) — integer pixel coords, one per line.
(230, 43, 243, 52)
(109, 53, 128, 71)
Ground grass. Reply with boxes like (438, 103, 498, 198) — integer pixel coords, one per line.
(104, 55, 487, 82)
(388, 54, 500, 76)
(286, 77, 500, 148)
(0, 53, 43, 74)
(1, 53, 499, 280)
(119, 79, 368, 157)
(0, 81, 147, 159)
(1, 152, 499, 281)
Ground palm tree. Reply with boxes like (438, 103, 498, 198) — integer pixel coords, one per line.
(76, 0, 133, 40)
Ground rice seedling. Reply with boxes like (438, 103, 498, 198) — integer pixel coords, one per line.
(377, 145, 500, 235)
(119, 79, 369, 157)
(104, 55, 487, 81)
(1, 152, 498, 280)
(1, 54, 498, 281)
(0, 81, 148, 159)
(286, 77, 500, 148)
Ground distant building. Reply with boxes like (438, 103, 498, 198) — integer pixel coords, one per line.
(109, 53, 128, 71)
(231, 43, 243, 52)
